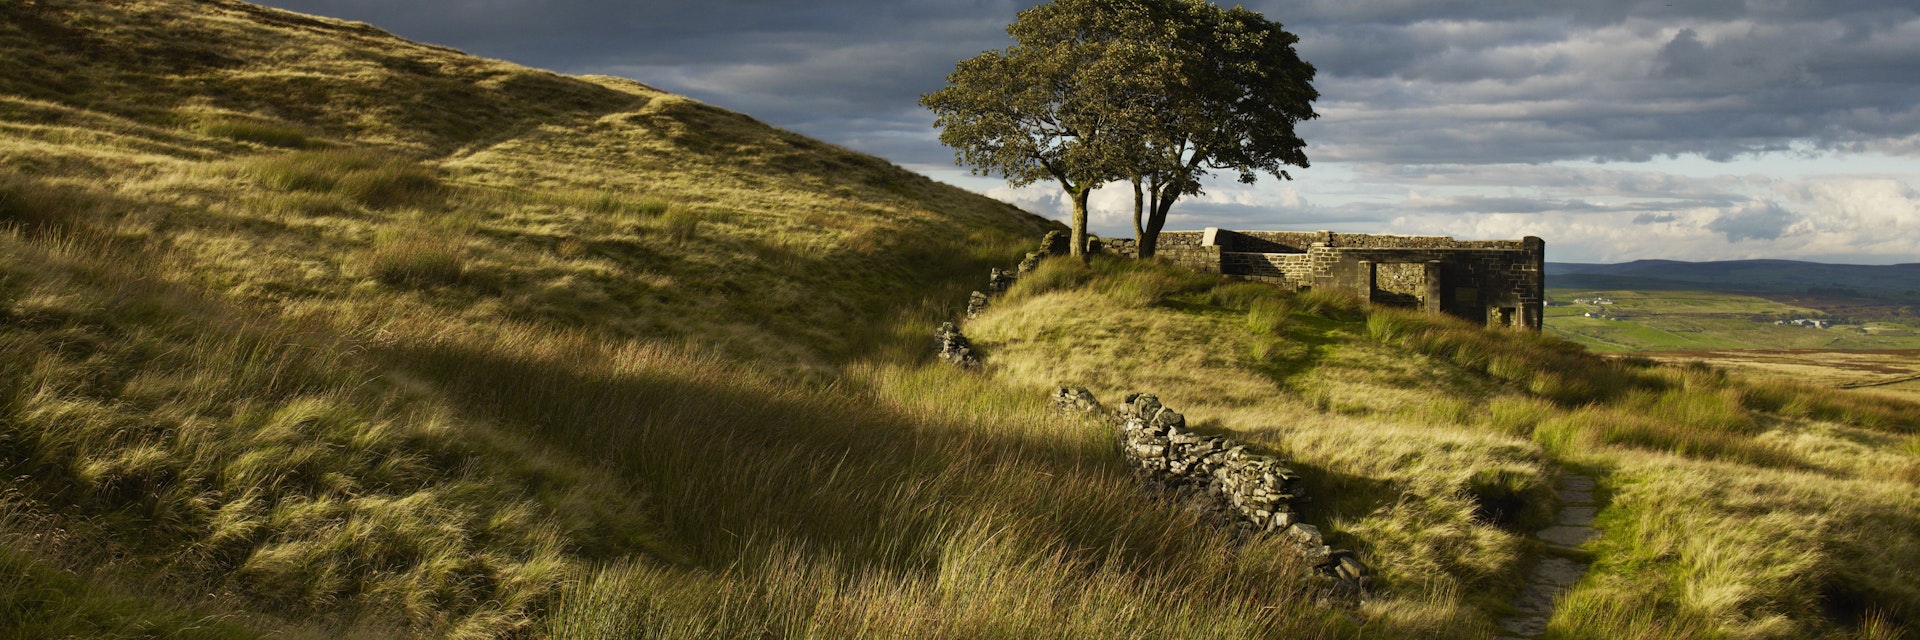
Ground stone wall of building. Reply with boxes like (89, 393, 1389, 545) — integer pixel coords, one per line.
(1312, 241, 1545, 329)
(1373, 262, 1427, 308)
(1132, 228, 1546, 330)
(1221, 251, 1302, 280)
(992, 227, 1544, 330)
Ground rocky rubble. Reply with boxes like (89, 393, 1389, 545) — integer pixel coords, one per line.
(966, 291, 990, 319)
(1052, 386, 1370, 597)
(987, 268, 1016, 294)
(935, 322, 979, 369)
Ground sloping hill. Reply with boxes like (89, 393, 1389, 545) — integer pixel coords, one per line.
(1, 0, 1053, 366)
(3, 2, 1918, 639)
(970, 257, 1920, 639)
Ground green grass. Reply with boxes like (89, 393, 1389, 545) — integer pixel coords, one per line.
(246, 149, 444, 209)
(200, 118, 314, 149)
(1544, 289, 1920, 352)
(366, 227, 466, 287)
(0, 545, 253, 639)
(3, 1, 1917, 638)
(972, 256, 1920, 639)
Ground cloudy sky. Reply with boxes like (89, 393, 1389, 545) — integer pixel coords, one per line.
(257, 0, 1920, 264)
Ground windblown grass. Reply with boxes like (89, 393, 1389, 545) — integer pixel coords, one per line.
(245, 149, 443, 209)
(0, 545, 252, 640)
(366, 228, 465, 287)
(5, 0, 1915, 637)
(200, 118, 313, 149)
(971, 256, 1920, 639)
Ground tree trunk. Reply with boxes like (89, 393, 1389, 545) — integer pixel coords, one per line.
(1069, 187, 1092, 262)
(1130, 177, 1144, 259)
(1141, 183, 1179, 259)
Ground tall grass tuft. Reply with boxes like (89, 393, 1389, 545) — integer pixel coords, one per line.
(1005, 255, 1095, 300)
(1293, 288, 1366, 321)
(0, 174, 97, 230)
(632, 198, 672, 218)
(1246, 297, 1292, 334)
(1365, 307, 1650, 406)
(1535, 402, 1799, 467)
(1099, 264, 1214, 308)
(365, 229, 465, 287)
(200, 118, 312, 149)
(660, 205, 703, 244)
(247, 150, 442, 209)
(1742, 377, 1920, 432)
(1206, 281, 1278, 311)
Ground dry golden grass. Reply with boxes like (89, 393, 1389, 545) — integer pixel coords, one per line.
(5, 0, 1917, 638)
(972, 256, 1920, 639)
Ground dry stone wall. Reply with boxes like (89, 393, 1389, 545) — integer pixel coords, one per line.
(941, 232, 1370, 599)
(935, 322, 978, 369)
(1053, 387, 1370, 597)
(943, 230, 1072, 370)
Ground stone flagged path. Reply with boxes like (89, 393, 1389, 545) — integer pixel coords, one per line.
(1497, 474, 1599, 639)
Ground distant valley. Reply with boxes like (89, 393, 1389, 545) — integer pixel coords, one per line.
(1546, 259, 1920, 402)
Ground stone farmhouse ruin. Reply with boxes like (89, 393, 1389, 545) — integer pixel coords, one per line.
(1114, 229, 1546, 330)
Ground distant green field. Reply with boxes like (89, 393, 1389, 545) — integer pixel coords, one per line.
(1544, 289, 1920, 352)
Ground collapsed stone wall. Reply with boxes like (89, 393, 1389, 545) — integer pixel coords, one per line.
(935, 322, 978, 368)
(938, 233, 1370, 599)
(1053, 387, 1370, 597)
(942, 230, 1070, 370)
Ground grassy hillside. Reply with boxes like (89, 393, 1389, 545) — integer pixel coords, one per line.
(3, 1, 1918, 639)
(971, 257, 1920, 639)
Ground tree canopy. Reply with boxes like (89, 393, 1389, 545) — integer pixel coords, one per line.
(921, 0, 1317, 260)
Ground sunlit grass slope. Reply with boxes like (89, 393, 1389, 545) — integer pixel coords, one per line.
(971, 256, 1920, 639)
(8, 1, 1368, 638)
(5, 1, 1916, 638)
(1, 0, 1051, 366)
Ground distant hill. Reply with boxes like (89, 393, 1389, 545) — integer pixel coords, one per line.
(1548, 259, 1920, 297)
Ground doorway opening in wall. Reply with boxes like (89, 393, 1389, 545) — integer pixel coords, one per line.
(1370, 262, 1426, 309)
(1495, 307, 1516, 327)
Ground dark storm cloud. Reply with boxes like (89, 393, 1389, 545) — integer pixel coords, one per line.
(1351, 163, 1748, 200)
(1271, 0, 1920, 163)
(254, 0, 1920, 167)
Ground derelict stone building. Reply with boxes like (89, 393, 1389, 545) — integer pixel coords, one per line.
(1116, 229, 1545, 330)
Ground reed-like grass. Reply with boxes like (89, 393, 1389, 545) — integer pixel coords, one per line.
(971, 256, 1920, 639)
(201, 118, 313, 149)
(0, 545, 252, 640)
(365, 228, 465, 287)
(245, 149, 443, 209)
(5, 1, 1917, 637)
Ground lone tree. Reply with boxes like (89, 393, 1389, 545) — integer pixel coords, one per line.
(922, 0, 1317, 260)
(1126, 3, 1317, 258)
